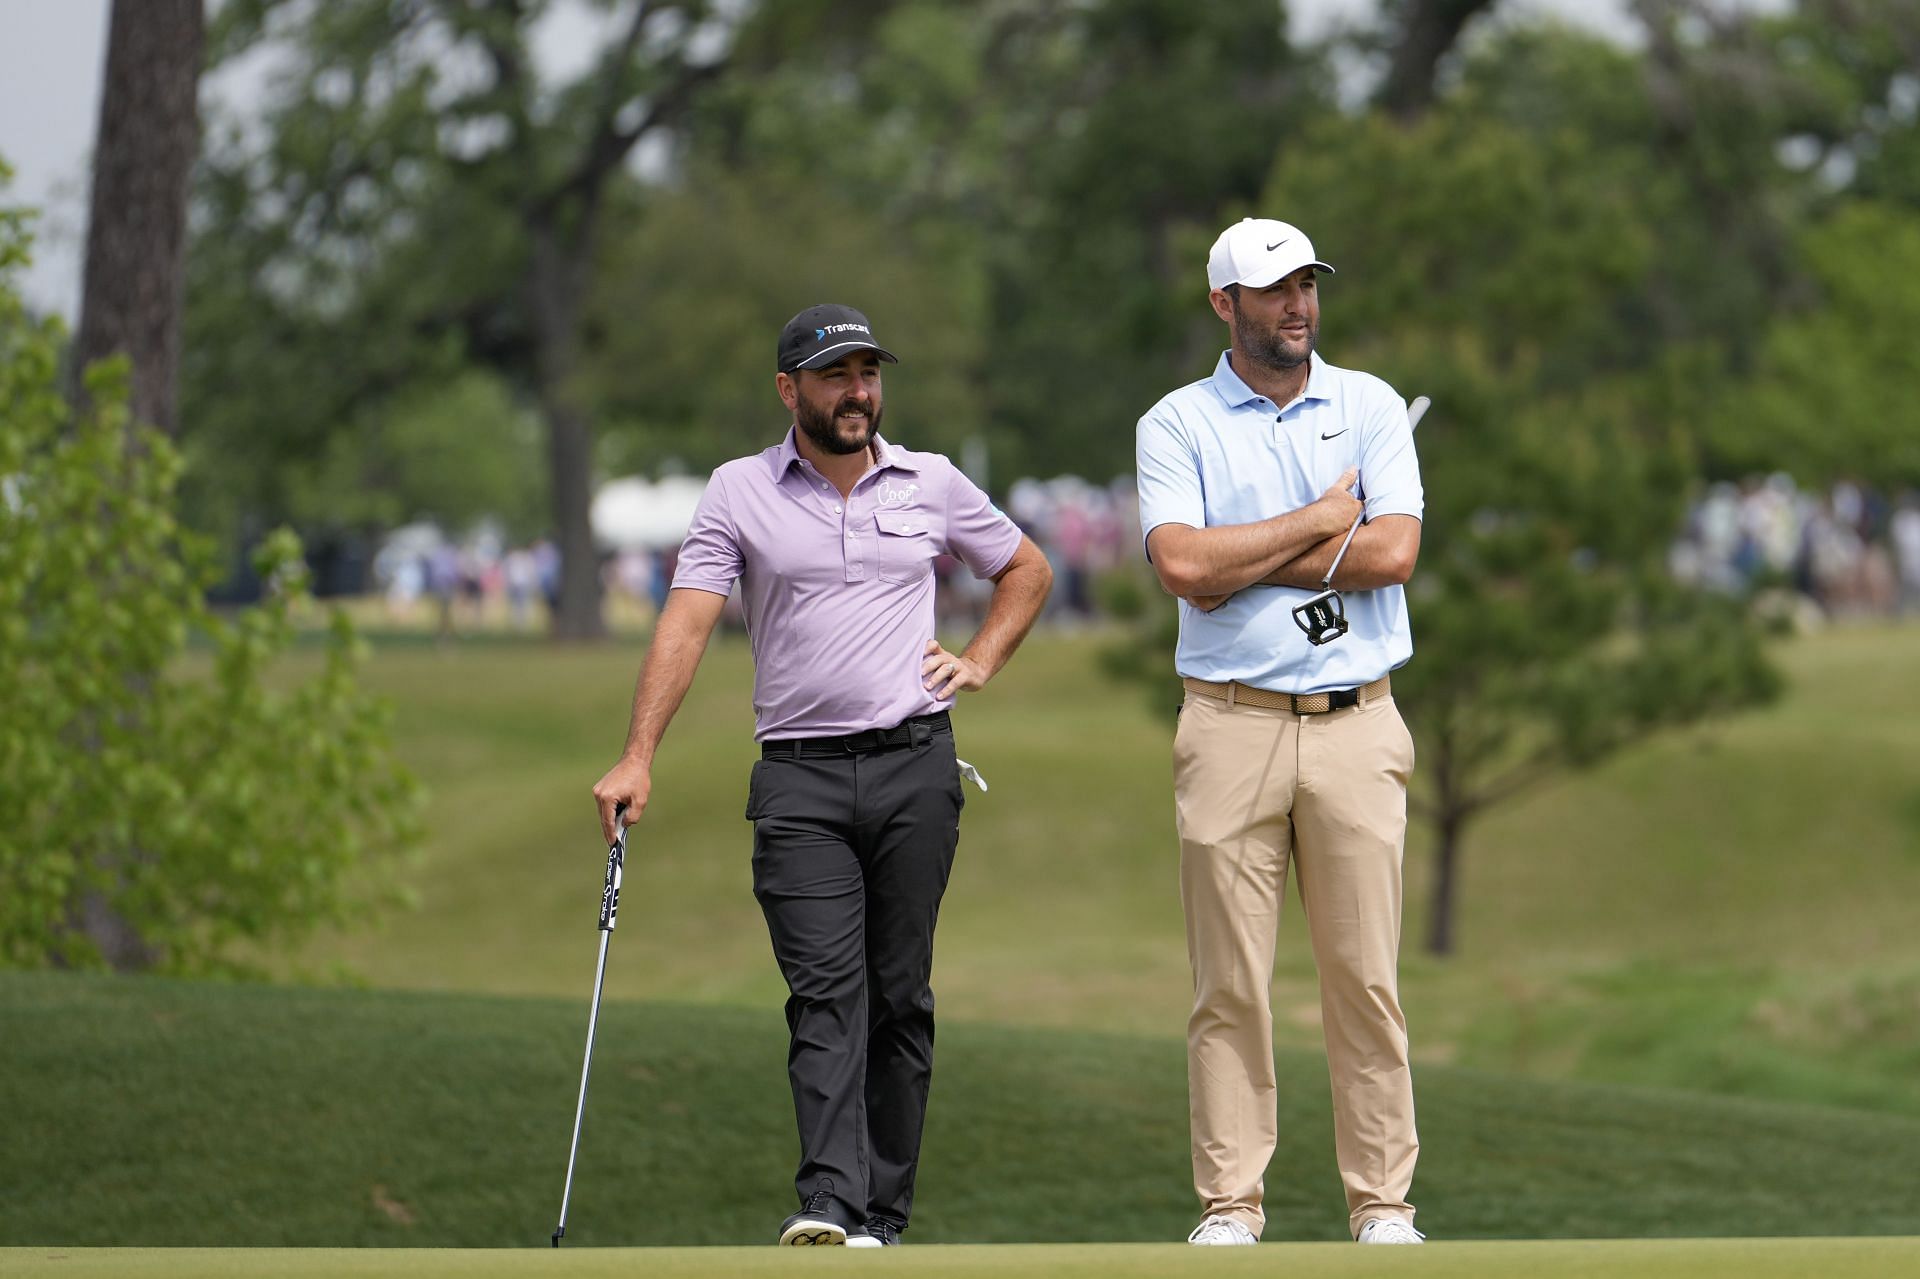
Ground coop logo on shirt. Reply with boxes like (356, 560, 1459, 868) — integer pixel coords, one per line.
(878, 479, 920, 508)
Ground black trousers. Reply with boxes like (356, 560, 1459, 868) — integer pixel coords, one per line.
(746, 716, 964, 1233)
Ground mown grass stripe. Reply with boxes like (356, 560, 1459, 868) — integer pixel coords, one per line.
(4, 974, 1918, 1250)
(5, 1238, 1920, 1279)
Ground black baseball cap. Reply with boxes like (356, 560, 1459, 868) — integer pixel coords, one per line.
(777, 304, 899, 374)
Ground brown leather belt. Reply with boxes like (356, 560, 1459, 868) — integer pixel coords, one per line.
(1181, 674, 1391, 715)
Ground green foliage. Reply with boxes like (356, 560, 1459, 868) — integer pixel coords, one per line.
(183, 3, 1920, 534)
(1099, 49, 1790, 948)
(1711, 201, 1920, 487)
(182, 3, 511, 548)
(976, 0, 1330, 478)
(275, 369, 549, 539)
(1278, 98, 1783, 948)
(584, 169, 991, 473)
(0, 218, 421, 973)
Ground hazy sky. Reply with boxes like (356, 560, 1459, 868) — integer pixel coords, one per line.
(0, 0, 1649, 321)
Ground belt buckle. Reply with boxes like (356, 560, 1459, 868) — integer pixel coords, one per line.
(1327, 688, 1359, 711)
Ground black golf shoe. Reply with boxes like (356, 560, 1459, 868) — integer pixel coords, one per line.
(777, 1184, 847, 1247)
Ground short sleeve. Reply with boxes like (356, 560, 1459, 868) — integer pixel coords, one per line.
(1359, 390, 1424, 522)
(671, 470, 744, 594)
(1135, 405, 1205, 556)
(941, 460, 1023, 579)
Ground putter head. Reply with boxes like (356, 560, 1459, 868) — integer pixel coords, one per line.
(1292, 588, 1350, 646)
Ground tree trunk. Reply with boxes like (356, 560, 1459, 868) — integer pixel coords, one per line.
(69, 0, 205, 435)
(543, 394, 606, 639)
(529, 222, 607, 640)
(1377, 0, 1500, 122)
(65, 0, 205, 971)
(1426, 812, 1465, 956)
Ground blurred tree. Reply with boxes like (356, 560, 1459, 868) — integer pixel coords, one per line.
(671, 0, 1336, 481)
(1621, 0, 1920, 486)
(69, 0, 204, 438)
(1274, 81, 1789, 954)
(1376, 0, 1501, 120)
(981, 0, 1328, 479)
(0, 190, 421, 974)
(1104, 4, 1920, 950)
(1106, 29, 1789, 953)
(1784, 0, 1920, 209)
(584, 169, 989, 475)
(580, 0, 1065, 473)
(191, 0, 778, 637)
(1712, 201, 1920, 488)
(289, 370, 551, 540)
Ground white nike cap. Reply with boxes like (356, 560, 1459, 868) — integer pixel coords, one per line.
(1206, 217, 1335, 292)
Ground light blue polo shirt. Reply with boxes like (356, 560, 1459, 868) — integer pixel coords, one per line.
(1136, 349, 1423, 695)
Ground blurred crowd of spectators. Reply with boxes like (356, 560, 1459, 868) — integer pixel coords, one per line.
(375, 522, 564, 633)
(945, 475, 1143, 627)
(367, 473, 1920, 634)
(1671, 476, 1920, 618)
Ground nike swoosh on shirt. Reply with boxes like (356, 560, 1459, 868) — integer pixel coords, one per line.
(1320, 428, 1349, 440)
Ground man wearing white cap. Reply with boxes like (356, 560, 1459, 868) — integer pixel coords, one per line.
(1135, 218, 1426, 1246)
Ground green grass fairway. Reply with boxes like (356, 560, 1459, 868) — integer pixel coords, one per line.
(5, 1238, 1918, 1279)
(5, 974, 1919, 1251)
(263, 623, 1920, 1118)
(278, 622, 1920, 996)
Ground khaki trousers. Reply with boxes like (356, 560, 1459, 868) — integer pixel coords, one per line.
(1173, 687, 1419, 1238)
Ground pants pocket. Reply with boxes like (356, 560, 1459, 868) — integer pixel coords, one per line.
(744, 758, 768, 820)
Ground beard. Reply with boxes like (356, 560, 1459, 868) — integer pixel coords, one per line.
(795, 392, 882, 456)
(1234, 313, 1317, 375)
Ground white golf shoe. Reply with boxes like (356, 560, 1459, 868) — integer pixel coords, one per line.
(1357, 1217, 1425, 1244)
(1187, 1215, 1258, 1245)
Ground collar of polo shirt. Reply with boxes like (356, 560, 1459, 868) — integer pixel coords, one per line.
(1214, 349, 1338, 412)
(768, 427, 923, 482)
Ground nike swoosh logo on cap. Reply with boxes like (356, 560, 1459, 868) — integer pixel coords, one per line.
(1266, 238, 1290, 251)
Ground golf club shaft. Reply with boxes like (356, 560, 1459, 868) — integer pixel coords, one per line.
(553, 929, 612, 1245)
(1320, 395, 1430, 589)
(553, 810, 627, 1247)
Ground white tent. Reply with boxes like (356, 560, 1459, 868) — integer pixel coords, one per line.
(590, 474, 709, 551)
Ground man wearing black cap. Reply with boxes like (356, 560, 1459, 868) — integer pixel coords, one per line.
(593, 304, 1052, 1247)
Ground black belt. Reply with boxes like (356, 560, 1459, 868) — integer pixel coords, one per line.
(762, 711, 951, 759)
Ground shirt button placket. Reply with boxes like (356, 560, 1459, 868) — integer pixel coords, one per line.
(845, 498, 864, 580)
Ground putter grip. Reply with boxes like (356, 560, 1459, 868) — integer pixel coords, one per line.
(598, 846, 622, 932)
(598, 805, 626, 932)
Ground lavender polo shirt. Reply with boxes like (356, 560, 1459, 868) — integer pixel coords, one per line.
(673, 428, 1023, 741)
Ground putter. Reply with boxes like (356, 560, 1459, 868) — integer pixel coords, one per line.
(1292, 395, 1430, 645)
(551, 804, 629, 1248)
